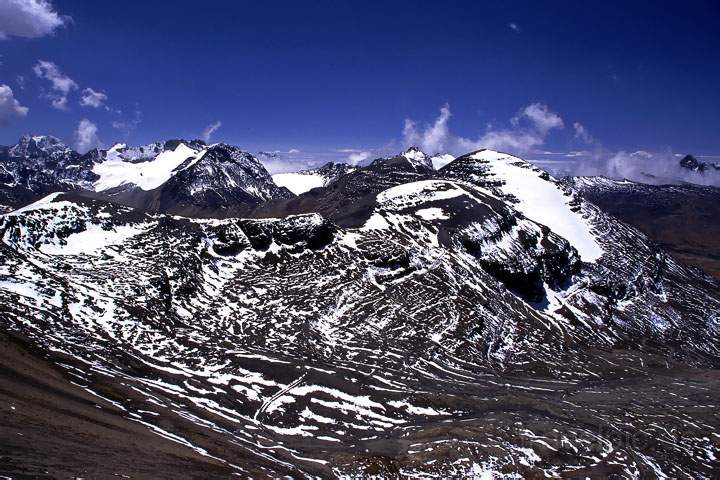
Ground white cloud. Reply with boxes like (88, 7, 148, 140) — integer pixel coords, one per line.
(403, 104, 453, 154)
(16, 75, 25, 89)
(348, 151, 371, 165)
(0, 84, 29, 126)
(74, 118, 101, 153)
(0, 0, 68, 39)
(33, 60, 76, 93)
(33, 60, 77, 110)
(513, 103, 564, 134)
(288, 148, 300, 154)
(553, 147, 720, 187)
(79, 87, 107, 108)
(509, 23, 520, 32)
(573, 122, 594, 144)
(402, 103, 564, 155)
(473, 129, 546, 152)
(200, 120, 222, 142)
(256, 151, 314, 174)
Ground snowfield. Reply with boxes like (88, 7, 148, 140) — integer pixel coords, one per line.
(471, 150, 605, 262)
(272, 172, 326, 195)
(430, 153, 455, 170)
(93, 143, 207, 191)
(39, 223, 147, 256)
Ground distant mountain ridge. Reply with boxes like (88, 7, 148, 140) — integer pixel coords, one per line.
(679, 153, 720, 172)
(272, 148, 455, 196)
(0, 135, 293, 215)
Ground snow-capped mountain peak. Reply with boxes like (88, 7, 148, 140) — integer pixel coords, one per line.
(0, 136, 293, 216)
(8, 134, 72, 158)
(399, 147, 455, 170)
(401, 146, 434, 170)
(442, 149, 603, 261)
(680, 154, 720, 172)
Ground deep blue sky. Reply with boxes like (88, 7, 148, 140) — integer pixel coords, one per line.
(2, 0, 720, 161)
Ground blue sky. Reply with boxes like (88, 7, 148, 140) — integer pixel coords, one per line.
(1, 0, 719, 172)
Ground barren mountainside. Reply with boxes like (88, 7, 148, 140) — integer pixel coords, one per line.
(0, 143, 719, 478)
(568, 176, 720, 279)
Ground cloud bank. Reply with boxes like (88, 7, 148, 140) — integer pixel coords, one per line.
(0, 0, 68, 39)
(403, 104, 718, 186)
(0, 84, 29, 126)
(566, 149, 720, 186)
(347, 151, 371, 165)
(257, 151, 312, 174)
(402, 103, 565, 156)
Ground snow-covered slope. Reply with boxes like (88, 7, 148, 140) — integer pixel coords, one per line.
(442, 150, 604, 262)
(93, 142, 208, 191)
(430, 153, 455, 169)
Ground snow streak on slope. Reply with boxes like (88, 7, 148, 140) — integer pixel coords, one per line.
(93, 143, 207, 191)
(272, 173, 326, 195)
(10, 191, 66, 213)
(471, 150, 604, 262)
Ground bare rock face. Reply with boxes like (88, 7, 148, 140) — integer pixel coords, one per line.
(0, 147, 719, 478)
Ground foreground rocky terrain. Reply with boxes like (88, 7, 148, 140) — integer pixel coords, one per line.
(0, 142, 719, 478)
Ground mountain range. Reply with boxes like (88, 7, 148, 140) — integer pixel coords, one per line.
(0, 135, 293, 217)
(0, 135, 719, 478)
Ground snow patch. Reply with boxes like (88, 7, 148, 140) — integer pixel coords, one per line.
(7, 192, 66, 214)
(272, 172, 326, 195)
(377, 180, 468, 210)
(415, 207, 449, 221)
(40, 224, 146, 256)
(362, 213, 391, 230)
